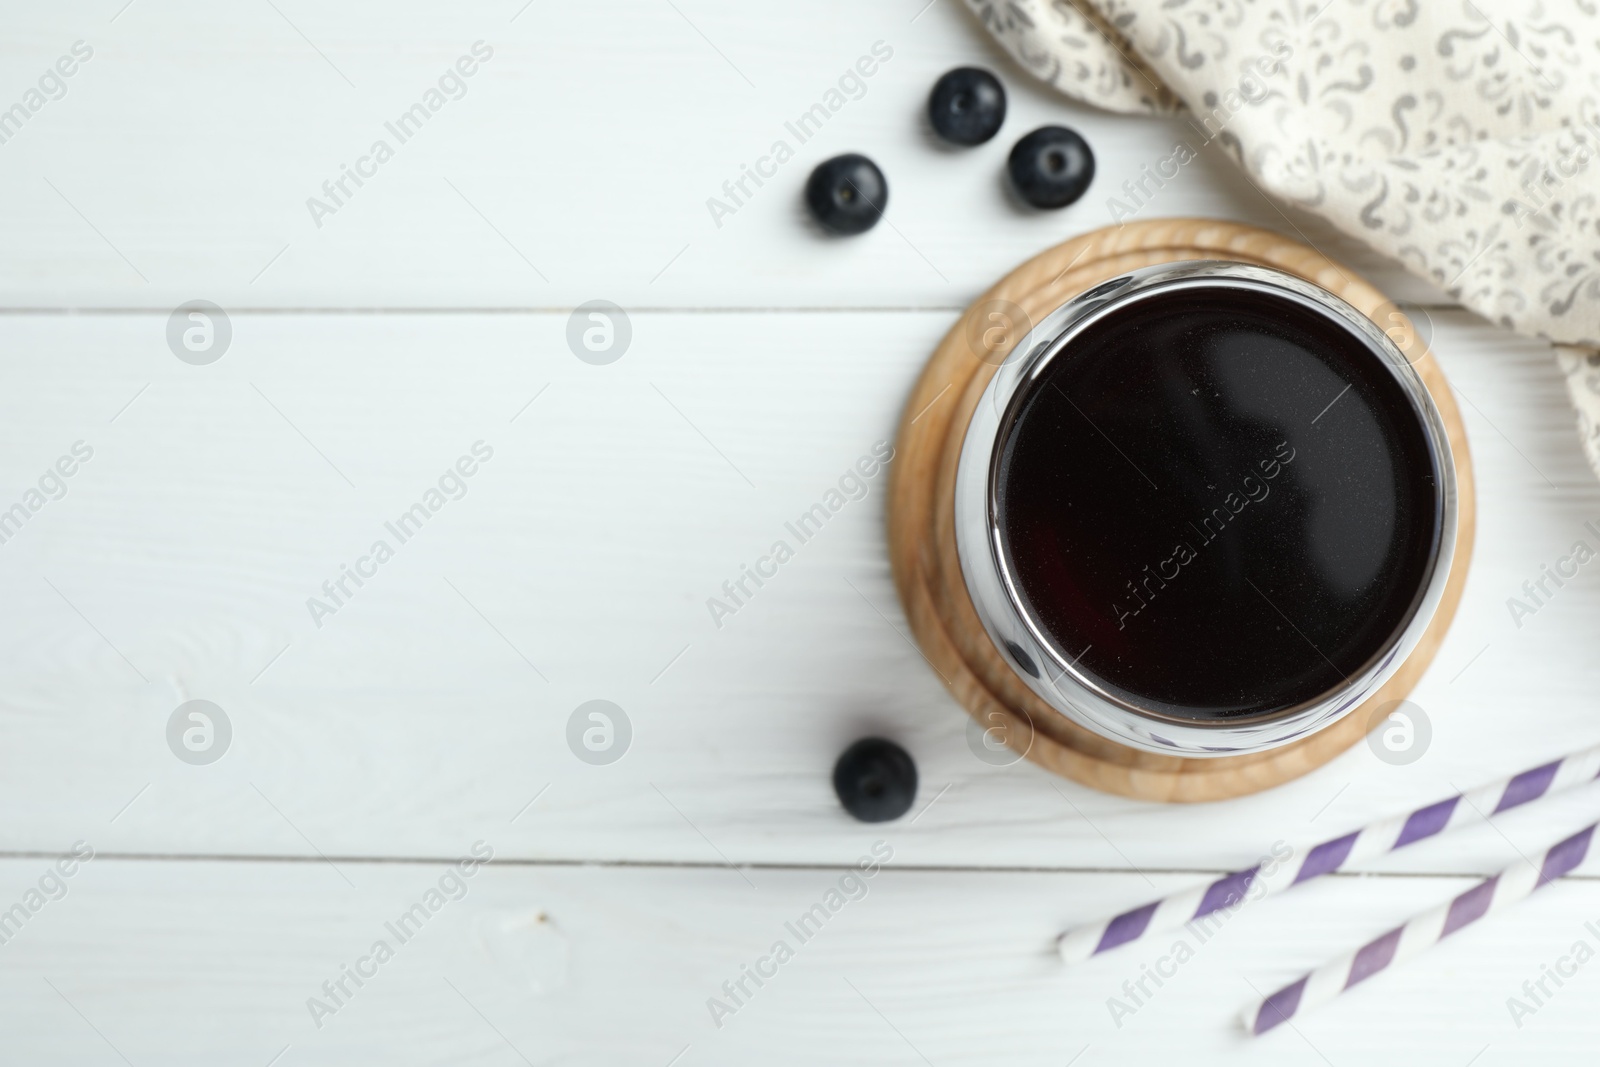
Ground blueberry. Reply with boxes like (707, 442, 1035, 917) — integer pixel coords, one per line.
(832, 738, 917, 823)
(805, 153, 887, 235)
(1007, 125, 1095, 209)
(928, 67, 1007, 146)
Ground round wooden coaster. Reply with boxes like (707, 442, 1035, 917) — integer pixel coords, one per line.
(887, 219, 1475, 802)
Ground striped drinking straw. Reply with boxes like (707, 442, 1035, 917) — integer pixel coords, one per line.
(1243, 821, 1598, 1034)
(1057, 742, 1600, 964)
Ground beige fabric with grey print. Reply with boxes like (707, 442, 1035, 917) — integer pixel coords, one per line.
(966, 0, 1600, 473)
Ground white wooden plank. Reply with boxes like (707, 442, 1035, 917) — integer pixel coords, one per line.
(0, 855, 1596, 1064)
(0, 0, 1445, 308)
(0, 307, 1591, 873)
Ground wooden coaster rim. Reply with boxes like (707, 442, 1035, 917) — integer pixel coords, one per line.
(886, 219, 1476, 803)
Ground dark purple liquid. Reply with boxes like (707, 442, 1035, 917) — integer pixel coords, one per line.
(996, 285, 1440, 722)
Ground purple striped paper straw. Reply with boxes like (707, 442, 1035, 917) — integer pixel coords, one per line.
(1057, 742, 1600, 964)
(1243, 822, 1597, 1034)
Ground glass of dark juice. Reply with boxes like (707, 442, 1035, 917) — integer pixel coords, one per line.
(954, 262, 1457, 756)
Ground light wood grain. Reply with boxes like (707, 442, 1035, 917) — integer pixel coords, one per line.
(0, 307, 1584, 871)
(0, 0, 1448, 310)
(2, 854, 1599, 1064)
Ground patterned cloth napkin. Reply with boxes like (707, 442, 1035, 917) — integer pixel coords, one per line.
(966, 0, 1600, 474)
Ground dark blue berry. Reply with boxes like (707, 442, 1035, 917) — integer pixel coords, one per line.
(1008, 125, 1095, 209)
(805, 153, 887, 235)
(928, 67, 1007, 146)
(832, 738, 917, 823)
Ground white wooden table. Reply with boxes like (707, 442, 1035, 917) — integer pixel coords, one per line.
(3, 2, 1598, 1063)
